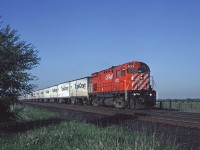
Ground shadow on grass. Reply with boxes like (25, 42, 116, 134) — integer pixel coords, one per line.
(23, 103, 138, 128)
(87, 113, 136, 127)
(0, 117, 65, 134)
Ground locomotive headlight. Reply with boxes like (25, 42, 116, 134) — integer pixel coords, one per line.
(133, 93, 140, 96)
(140, 74, 144, 80)
(150, 93, 153, 96)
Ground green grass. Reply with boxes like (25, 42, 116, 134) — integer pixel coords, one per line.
(18, 106, 58, 121)
(0, 106, 179, 150)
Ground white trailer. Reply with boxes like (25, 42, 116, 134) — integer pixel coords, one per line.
(32, 92, 37, 101)
(35, 91, 40, 101)
(58, 82, 70, 98)
(28, 77, 91, 104)
(49, 85, 58, 102)
(26, 92, 34, 101)
(38, 89, 44, 101)
(69, 77, 91, 104)
(43, 88, 51, 102)
(57, 82, 70, 103)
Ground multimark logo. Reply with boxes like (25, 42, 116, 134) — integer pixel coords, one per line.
(75, 83, 86, 89)
(61, 86, 68, 91)
(52, 89, 57, 92)
(46, 90, 49, 94)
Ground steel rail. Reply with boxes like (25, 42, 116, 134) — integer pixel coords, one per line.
(137, 116, 200, 130)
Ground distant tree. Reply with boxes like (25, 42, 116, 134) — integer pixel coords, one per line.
(0, 19, 40, 119)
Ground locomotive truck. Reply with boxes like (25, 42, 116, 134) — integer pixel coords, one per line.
(20, 61, 156, 109)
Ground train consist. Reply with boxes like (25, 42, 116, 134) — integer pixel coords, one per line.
(21, 61, 156, 109)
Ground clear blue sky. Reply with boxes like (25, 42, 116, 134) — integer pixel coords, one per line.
(1, 0, 200, 99)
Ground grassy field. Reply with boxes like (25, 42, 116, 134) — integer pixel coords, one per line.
(0, 106, 179, 150)
(156, 100, 200, 113)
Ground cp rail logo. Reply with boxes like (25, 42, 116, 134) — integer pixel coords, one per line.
(105, 73, 113, 80)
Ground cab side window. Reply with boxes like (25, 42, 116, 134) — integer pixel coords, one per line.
(116, 70, 120, 79)
(121, 69, 126, 76)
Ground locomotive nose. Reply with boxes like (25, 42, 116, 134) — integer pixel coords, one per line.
(132, 73, 150, 90)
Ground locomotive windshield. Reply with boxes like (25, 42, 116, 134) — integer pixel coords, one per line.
(127, 63, 149, 73)
(138, 63, 150, 73)
(127, 68, 137, 73)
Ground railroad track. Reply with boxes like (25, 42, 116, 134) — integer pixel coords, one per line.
(137, 116, 200, 129)
(23, 102, 200, 130)
(135, 109, 200, 129)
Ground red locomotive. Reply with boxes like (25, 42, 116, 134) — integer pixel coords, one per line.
(89, 61, 156, 109)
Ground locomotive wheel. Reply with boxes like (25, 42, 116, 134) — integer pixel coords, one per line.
(92, 98, 103, 107)
(114, 98, 127, 108)
(130, 98, 146, 109)
(92, 98, 99, 107)
(129, 98, 135, 109)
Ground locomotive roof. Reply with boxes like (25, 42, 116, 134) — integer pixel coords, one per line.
(92, 61, 149, 74)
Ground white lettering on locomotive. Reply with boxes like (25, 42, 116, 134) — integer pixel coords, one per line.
(105, 74, 113, 80)
(127, 64, 134, 68)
